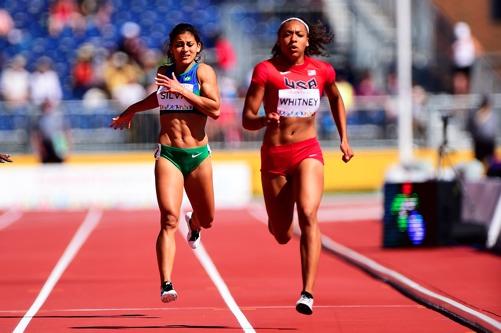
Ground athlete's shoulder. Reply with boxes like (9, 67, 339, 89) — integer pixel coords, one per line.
(307, 57, 333, 70)
(256, 58, 279, 70)
(195, 62, 217, 81)
(196, 62, 214, 71)
(255, 58, 283, 77)
(307, 57, 336, 82)
(250, 59, 276, 85)
(196, 62, 216, 75)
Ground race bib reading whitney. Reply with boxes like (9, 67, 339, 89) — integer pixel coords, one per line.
(277, 89, 320, 117)
(157, 84, 194, 111)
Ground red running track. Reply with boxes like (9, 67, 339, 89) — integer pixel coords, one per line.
(0, 204, 499, 332)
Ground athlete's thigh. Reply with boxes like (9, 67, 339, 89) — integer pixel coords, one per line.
(184, 157, 215, 217)
(293, 158, 324, 220)
(155, 157, 184, 218)
(261, 172, 295, 230)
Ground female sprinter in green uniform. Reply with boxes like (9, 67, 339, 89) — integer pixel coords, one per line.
(111, 23, 220, 303)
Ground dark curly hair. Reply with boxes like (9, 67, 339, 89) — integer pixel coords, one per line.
(271, 18, 334, 58)
(163, 23, 204, 64)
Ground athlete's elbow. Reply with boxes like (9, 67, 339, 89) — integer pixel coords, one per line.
(210, 108, 220, 120)
(242, 118, 251, 130)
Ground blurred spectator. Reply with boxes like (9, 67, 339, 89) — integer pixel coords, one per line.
(451, 22, 482, 94)
(92, 0, 113, 31)
(88, 45, 109, 92)
(48, 0, 85, 36)
(30, 57, 63, 106)
(72, 43, 96, 99)
(356, 70, 382, 96)
(82, 87, 107, 109)
(31, 100, 71, 163)
(385, 71, 398, 95)
(140, 49, 161, 93)
(216, 101, 241, 147)
(103, 51, 143, 97)
(214, 32, 236, 74)
(112, 76, 146, 110)
(219, 74, 238, 99)
(452, 71, 469, 95)
(487, 160, 501, 178)
(77, 0, 113, 33)
(0, 9, 14, 37)
(320, 70, 355, 140)
(467, 95, 497, 167)
(118, 22, 147, 67)
(355, 70, 386, 129)
(0, 55, 30, 109)
(78, 0, 103, 17)
(336, 70, 355, 112)
(382, 71, 398, 137)
(411, 84, 428, 141)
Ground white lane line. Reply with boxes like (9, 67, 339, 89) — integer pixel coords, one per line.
(13, 209, 103, 333)
(0, 209, 23, 231)
(318, 206, 382, 222)
(487, 196, 501, 249)
(179, 217, 255, 333)
(0, 304, 420, 314)
(320, 236, 501, 331)
(248, 208, 501, 332)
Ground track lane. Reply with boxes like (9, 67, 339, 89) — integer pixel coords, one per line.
(2, 207, 491, 332)
(27, 209, 246, 332)
(0, 211, 88, 332)
(202, 208, 470, 332)
(319, 218, 501, 331)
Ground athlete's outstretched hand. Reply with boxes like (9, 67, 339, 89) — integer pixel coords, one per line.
(0, 153, 12, 163)
(110, 109, 135, 130)
(340, 141, 354, 163)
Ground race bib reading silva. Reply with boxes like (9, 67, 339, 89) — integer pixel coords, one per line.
(277, 89, 321, 117)
(157, 84, 194, 111)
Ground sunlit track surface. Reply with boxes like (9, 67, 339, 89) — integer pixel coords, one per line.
(248, 201, 500, 333)
(0, 304, 423, 314)
(0, 205, 497, 332)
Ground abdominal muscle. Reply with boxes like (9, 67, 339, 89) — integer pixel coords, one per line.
(158, 113, 208, 148)
(264, 115, 317, 146)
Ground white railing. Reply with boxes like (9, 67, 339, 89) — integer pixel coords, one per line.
(0, 94, 499, 153)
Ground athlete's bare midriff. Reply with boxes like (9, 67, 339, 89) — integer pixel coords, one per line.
(263, 115, 317, 146)
(158, 113, 208, 148)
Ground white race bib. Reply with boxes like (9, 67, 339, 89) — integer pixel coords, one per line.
(157, 84, 194, 111)
(277, 89, 320, 117)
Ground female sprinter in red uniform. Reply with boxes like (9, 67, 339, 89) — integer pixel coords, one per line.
(111, 23, 220, 303)
(242, 17, 354, 315)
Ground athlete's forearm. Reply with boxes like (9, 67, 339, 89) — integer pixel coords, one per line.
(326, 83, 349, 142)
(242, 113, 267, 131)
(242, 83, 266, 130)
(330, 96, 349, 142)
(179, 89, 220, 119)
(126, 92, 159, 114)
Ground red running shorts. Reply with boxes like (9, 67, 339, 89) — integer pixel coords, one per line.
(260, 137, 324, 177)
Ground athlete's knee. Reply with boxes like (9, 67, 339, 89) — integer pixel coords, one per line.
(297, 206, 318, 227)
(273, 231, 292, 244)
(159, 210, 179, 230)
(268, 220, 292, 244)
